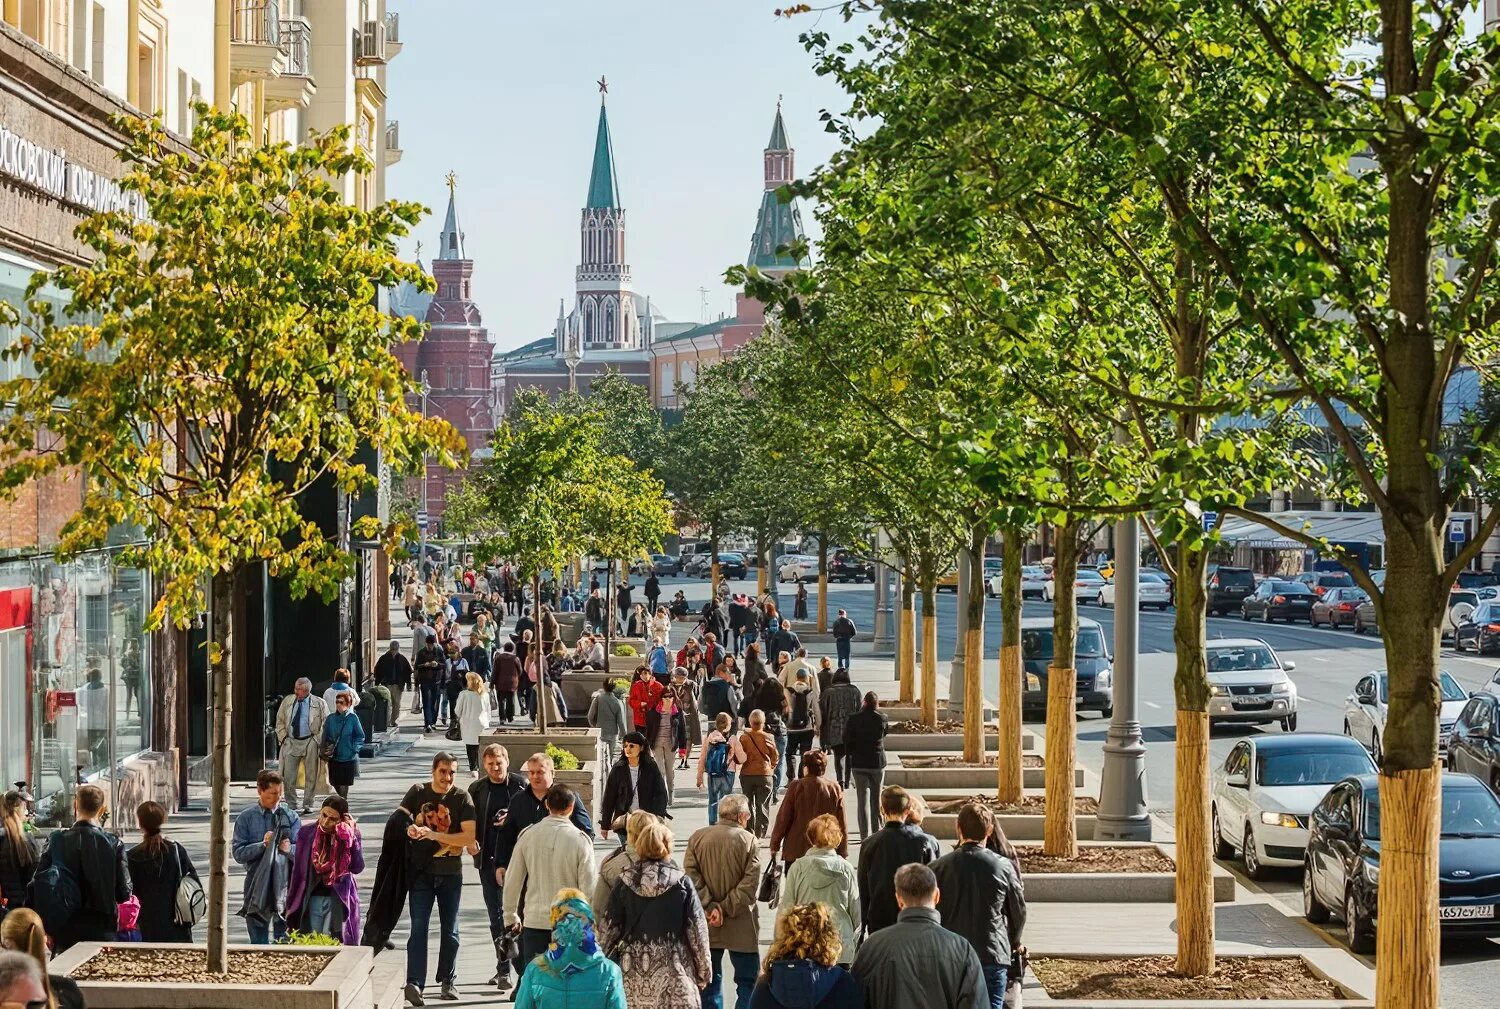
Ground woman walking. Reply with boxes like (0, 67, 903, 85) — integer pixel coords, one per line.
(780, 815, 860, 966)
(750, 903, 863, 1009)
(651, 606, 672, 644)
(321, 690, 365, 801)
(645, 693, 688, 806)
(696, 713, 746, 825)
(600, 732, 671, 837)
(793, 582, 808, 621)
(128, 801, 200, 943)
(628, 602, 649, 638)
(741, 644, 769, 706)
(285, 796, 365, 944)
(600, 820, 711, 1009)
(669, 667, 702, 767)
(454, 671, 492, 775)
(588, 677, 631, 767)
(629, 664, 664, 731)
(842, 691, 888, 838)
(737, 710, 779, 838)
(819, 670, 863, 789)
(512, 890, 627, 1009)
(769, 751, 847, 869)
(0, 790, 35, 911)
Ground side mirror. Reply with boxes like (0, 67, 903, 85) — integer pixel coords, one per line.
(1322, 821, 1349, 842)
(1226, 773, 1249, 789)
(1283, 661, 1297, 673)
(1469, 725, 1491, 741)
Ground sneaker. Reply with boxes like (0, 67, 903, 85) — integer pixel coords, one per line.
(486, 974, 499, 987)
(403, 984, 425, 1007)
(495, 972, 513, 993)
(439, 982, 460, 1001)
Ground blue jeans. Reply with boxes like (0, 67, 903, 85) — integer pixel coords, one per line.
(703, 948, 760, 1009)
(407, 872, 462, 987)
(836, 638, 851, 668)
(307, 895, 335, 939)
(707, 773, 735, 824)
(982, 964, 1009, 1009)
(245, 914, 286, 944)
(772, 728, 788, 795)
(420, 680, 441, 728)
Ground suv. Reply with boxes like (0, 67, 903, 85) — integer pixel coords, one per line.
(829, 549, 874, 583)
(1205, 638, 1299, 731)
(1207, 566, 1256, 615)
(1294, 570, 1355, 597)
(1020, 616, 1113, 720)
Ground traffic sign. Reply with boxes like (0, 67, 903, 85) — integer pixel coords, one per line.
(1450, 519, 1467, 543)
(416, 510, 429, 531)
(1202, 511, 1218, 532)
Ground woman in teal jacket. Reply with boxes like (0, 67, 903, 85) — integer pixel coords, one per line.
(514, 890, 626, 1009)
(320, 691, 365, 801)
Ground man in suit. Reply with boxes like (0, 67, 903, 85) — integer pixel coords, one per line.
(275, 677, 328, 813)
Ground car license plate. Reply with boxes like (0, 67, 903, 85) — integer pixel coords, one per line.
(1235, 700, 1272, 711)
(1440, 905, 1495, 920)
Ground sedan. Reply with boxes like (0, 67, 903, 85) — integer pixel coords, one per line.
(1344, 669, 1468, 757)
(987, 564, 1049, 599)
(1454, 601, 1500, 654)
(1310, 587, 1370, 629)
(1352, 596, 1379, 635)
(715, 552, 748, 580)
(1212, 734, 1376, 879)
(1448, 692, 1500, 792)
(1044, 568, 1107, 603)
(1240, 579, 1317, 623)
(777, 555, 818, 583)
(1096, 572, 1172, 610)
(1304, 772, 1500, 952)
(650, 553, 682, 576)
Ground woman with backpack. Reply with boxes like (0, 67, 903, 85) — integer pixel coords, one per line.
(127, 801, 201, 942)
(696, 713, 746, 824)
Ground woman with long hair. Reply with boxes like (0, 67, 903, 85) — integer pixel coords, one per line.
(598, 734, 670, 842)
(128, 801, 200, 942)
(285, 796, 364, 944)
(454, 671, 493, 774)
(0, 908, 83, 1009)
(749, 903, 862, 1009)
(0, 790, 35, 910)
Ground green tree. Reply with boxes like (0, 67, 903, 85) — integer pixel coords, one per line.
(586, 370, 667, 476)
(0, 108, 463, 971)
(664, 365, 750, 596)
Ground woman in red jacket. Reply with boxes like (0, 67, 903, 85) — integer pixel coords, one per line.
(627, 664, 663, 729)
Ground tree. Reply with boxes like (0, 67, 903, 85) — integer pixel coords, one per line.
(664, 365, 750, 597)
(0, 108, 463, 971)
(587, 370, 667, 477)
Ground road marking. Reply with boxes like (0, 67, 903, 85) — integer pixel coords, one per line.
(1145, 701, 1162, 709)
(1312, 655, 1331, 662)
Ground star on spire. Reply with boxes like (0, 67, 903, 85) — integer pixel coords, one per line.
(598, 76, 609, 101)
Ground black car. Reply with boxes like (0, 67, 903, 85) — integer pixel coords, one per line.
(1303, 772, 1500, 952)
(715, 552, 748, 580)
(829, 549, 874, 583)
(1207, 566, 1256, 616)
(1020, 616, 1113, 719)
(1241, 579, 1316, 623)
(1454, 601, 1500, 655)
(1458, 570, 1500, 589)
(1448, 693, 1500, 792)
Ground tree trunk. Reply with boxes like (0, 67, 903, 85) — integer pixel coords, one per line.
(1174, 539, 1214, 975)
(816, 537, 829, 632)
(711, 529, 722, 602)
(206, 568, 235, 973)
(755, 530, 766, 597)
(534, 572, 547, 732)
(920, 583, 938, 728)
(899, 577, 915, 704)
(963, 526, 986, 764)
(1043, 520, 1079, 858)
(998, 527, 1024, 804)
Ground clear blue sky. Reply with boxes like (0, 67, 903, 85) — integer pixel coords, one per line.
(386, 1, 852, 352)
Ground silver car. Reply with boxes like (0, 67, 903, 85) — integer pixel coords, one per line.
(1206, 638, 1299, 731)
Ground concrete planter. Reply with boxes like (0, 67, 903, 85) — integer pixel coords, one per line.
(1021, 953, 1371, 1008)
(608, 654, 646, 674)
(52, 943, 376, 1009)
(883, 761, 1084, 790)
(479, 727, 601, 767)
(885, 732, 1034, 753)
(558, 764, 598, 815)
(1005, 843, 1235, 903)
(560, 670, 612, 716)
(924, 812, 1097, 842)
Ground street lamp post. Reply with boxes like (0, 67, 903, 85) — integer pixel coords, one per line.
(1096, 510, 1152, 841)
(873, 529, 895, 654)
(418, 370, 431, 579)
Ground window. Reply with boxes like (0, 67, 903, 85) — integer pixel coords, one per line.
(90, 3, 105, 83)
(447, 367, 462, 390)
(136, 42, 157, 114)
(71, 0, 88, 70)
(19, 0, 45, 46)
(176, 70, 190, 135)
(660, 362, 674, 391)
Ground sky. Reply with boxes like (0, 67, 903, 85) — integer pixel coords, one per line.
(386, 1, 856, 352)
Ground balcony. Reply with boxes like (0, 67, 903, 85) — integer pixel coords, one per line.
(384, 12, 403, 57)
(230, 0, 286, 85)
(265, 16, 316, 111)
(353, 19, 389, 67)
(385, 121, 403, 166)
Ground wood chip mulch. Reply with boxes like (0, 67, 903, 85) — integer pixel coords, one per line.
(891, 719, 966, 733)
(1018, 845, 1175, 874)
(70, 948, 334, 986)
(928, 794, 1100, 815)
(903, 755, 1043, 769)
(1031, 955, 1349, 1001)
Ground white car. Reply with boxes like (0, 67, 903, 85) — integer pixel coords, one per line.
(1096, 572, 1172, 610)
(1211, 733, 1376, 879)
(1344, 669, 1469, 757)
(1043, 568, 1106, 603)
(777, 555, 818, 583)
(1205, 638, 1299, 731)
(987, 564, 1048, 599)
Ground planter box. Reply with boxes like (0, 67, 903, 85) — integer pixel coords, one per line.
(52, 943, 374, 1009)
(1008, 843, 1235, 903)
(608, 654, 646, 674)
(561, 670, 612, 715)
(555, 612, 586, 646)
(558, 764, 598, 815)
(884, 762, 1082, 790)
(924, 812, 1097, 842)
(1021, 953, 1371, 1008)
(886, 732, 1035, 753)
(479, 727, 602, 767)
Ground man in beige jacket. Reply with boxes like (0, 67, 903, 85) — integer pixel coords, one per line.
(684, 794, 762, 1009)
(274, 677, 327, 813)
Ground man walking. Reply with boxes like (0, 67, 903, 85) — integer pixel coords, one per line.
(275, 677, 327, 813)
(401, 752, 476, 1006)
(769, 620, 801, 666)
(585, 587, 606, 635)
(645, 570, 661, 616)
(684, 795, 761, 1009)
(468, 744, 528, 990)
(932, 803, 1028, 1009)
(616, 577, 635, 635)
(700, 663, 743, 733)
(375, 641, 414, 725)
(502, 784, 598, 972)
(414, 633, 447, 733)
(852, 864, 988, 1009)
(831, 609, 857, 670)
(857, 786, 940, 934)
(34, 783, 130, 950)
(231, 770, 298, 944)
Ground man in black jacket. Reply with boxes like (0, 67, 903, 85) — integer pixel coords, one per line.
(700, 664, 743, 732)
(932, 803, 1028, 1006)
(414, 634, 446, 733)
(35, 783, 130, 950)
(494, 753, 594, 874)
(644, 572, 661, 616)
(467, 744, 528, 990)
(856, 785, 940, 934)
(831, 609, 858, 670)
(375, 641, 414, 725)
(769, 619, 801, 665)
(584, 588, 605, 634)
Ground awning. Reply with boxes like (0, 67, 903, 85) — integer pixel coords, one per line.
(1216, 510, 1389, 549)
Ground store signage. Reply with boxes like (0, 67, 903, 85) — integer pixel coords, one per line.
(0, 121, 149, 221)
(54, 691, 76, 708)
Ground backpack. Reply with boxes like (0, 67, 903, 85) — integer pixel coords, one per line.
(29, 834, 82, 932)
(173, 843, 207, 927)
(705, 738, 731, 777)
(789, 690, 812, 731)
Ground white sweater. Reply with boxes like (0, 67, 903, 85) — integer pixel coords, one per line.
(503, 814, 599, 930)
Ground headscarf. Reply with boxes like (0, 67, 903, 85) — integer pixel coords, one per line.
(542, 888, 603, 976)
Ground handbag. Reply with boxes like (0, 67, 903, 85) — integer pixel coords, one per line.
(445, 697, 464, 741)
(320, 716, 348, 762)
(757, 858, 782, 907)
(172, 843, 207, 927)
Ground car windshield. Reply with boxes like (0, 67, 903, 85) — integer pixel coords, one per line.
(1206, 645, 1279, 673)
(1270, 582, 1313, 595)
(1365, 785, 1500, 839)
(1215, 569, 1254, 585)
(1376, 672, 1466, 704)
(1022, 566, 1044, 578)
(1022, 626, 1108, 660)
(1315, 573, 1354, 588)
(1140, 573, 1166, 584)
(1257, 749, 1374, 786)
(1077, 571, 1105, 584)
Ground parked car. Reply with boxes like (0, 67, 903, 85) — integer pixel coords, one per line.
(1310, 587, 1370, 629)
(1352, 595, 1379, 635)
(1447, 589, 1482, 639)
(1303, 772, 1500, 952)
(678, 542, 712, 575)
(1448, 693, 1500, 791)
(988, 564, 1048, 600)
(1457, 570, 1500, 589)
(777, 554, 818, 583)
(649, 553, 682, 576)
(829, 549, 874, 582)
(1344, 669, 1468, 758)
(1207, 566, 1256, 616)
(1454, 601, 1500, 654)
(983, 556, 1003, 584)
(1020, 616, 1113, 720)
(1043, 568, 1107, 603)
(714, 552, 748, 580)
(1211, 734, 1376, 880)
(1096, 572, 1172, 610)
(1241, 579, 1317, 623)
(1205, 638, 1299, 731)
(1294, 570, 1355, 597)
(1141, 565, 1175, 601)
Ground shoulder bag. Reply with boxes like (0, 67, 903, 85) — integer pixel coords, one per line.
(757, 857, 782, 907)
(172, 842, 207, 927)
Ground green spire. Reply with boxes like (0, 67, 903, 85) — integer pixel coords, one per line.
(768, 100, 789, 151)
(586, 99, 621, 209)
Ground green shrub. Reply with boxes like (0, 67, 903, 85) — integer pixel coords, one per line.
(614, 644, 637, 656)
(545, 743, 581, 771)
(281, 930, 341, 947)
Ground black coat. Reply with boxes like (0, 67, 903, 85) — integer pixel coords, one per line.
(0, 836, 35, 908)
(599, 755, 671, 829)
(843, 709, 889, 770)
(374, 651, 414, 688)
(364, 807, 413, 952)
(856, 821, 940, 934)
(468, 772, 529, 870)
(645, 575, 660, 600)
(931, 842, 1028, 967)
(127, 840, 197, 943)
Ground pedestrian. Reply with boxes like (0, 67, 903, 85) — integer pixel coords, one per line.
(851, 864, 987, 1009)
(231, 770, 297, 944)
(496, 755, 596, 907)
(697, 713, 746, 825)
(588, 677, 631, 767)
(780, 815, 859, 966)
(749, 902, 863, 1009)
(400, 751, 477, 1006)
(769, 620, 801, 667)
(453, 672, 493, 774)
(468, 743, 528, 990)
(701, 662, 743, 735)
(415, 634, 447, 733)
(737, 710, 779, 838)
(793, 582, 808, 621)
(517, 629, 537, 714)
(646, 693, 688, 805)
(510, 890, 627, 1009)
(670, 667, 702, 766)
(843, 692, 889, 838)
(779, 649, 818, 703)
(932, 803, 1028, 1009)
(684, 794, 762, 1009)
(648, 636, 673, 680)
(585, 588, 606, 634)
(376, 641, 415, 726)
(741, 644, 769, 704)
(322, 689, 366, 801)
(323, 667, 360, 712)
(442, 647, 467, 725)
(628, 664, 663, 730)
(819, 671, 863, 790)
(275, 677, 328, 813)
(616, 577, 635, 635)
(503, 784, 599, 976)
(492, 641, 522, 724)
(473, 611, 497, 652)
(645, 570, 662, 616)
(0, 790, 35, 910)
(128, 801, 199, 943)
(629, 602, 649, 637)
(546, 639, 571, 704)
(285, 796, 364, 945)
(676, 637, 706, 683)
(830, 610, 857, 671)
(856, 786, 940, 936)
(0, 912, 85, 1009)
(532, 670, 566, 728)
(784, 670, 819, 782)
(463, 633, 493, 689)
(405, 577, 422, 621)
(594, 810, 657, 914)
(753, 678, 790, 800)
(600, 731, 671, 835)
(702, 632, 726, 675)
(769, 751, 847, 869)
(651, 605, 672, 644)
(599, 820, 712, 1009)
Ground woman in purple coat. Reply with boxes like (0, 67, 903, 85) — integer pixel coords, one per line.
(286, 796, 365, 944)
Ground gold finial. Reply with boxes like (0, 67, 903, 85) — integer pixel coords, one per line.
(598, 76, 609, 98)
(445, 170, 457, 193)
(414, 240, 424, 261)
